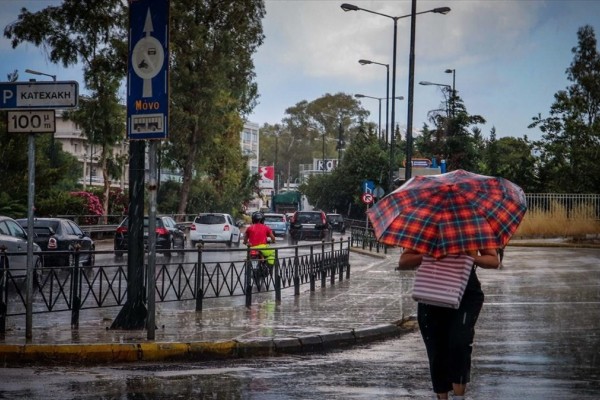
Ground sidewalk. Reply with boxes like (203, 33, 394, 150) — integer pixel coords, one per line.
(0, 248, 417, 364)
(1, 238, 598, 365)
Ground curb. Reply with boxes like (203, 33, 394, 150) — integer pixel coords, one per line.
(0, 317, 417, 366)
(349, 247, 388, 259)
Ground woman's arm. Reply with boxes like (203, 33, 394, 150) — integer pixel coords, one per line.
(398, 248, 423, 270)
(472, 248, 500, 269)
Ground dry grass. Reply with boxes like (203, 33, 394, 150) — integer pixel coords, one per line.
(516, 202, 600, 238)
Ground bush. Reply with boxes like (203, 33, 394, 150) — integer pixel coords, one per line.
(70, 191, 104, 224)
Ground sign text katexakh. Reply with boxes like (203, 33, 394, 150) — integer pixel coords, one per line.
(0, 81, 79, 110)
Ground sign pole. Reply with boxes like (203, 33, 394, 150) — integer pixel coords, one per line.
(146, 141, 157, 340)
(25, 133, 35, 341)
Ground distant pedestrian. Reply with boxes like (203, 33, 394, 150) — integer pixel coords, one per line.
(398, 247, 500, 400)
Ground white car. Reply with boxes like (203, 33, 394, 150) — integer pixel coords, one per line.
(189, 213, 242, 247)
(0, 215, 44, 285)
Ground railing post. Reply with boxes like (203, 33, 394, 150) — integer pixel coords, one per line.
(334, 238, 343, 282)
(294, 245, 300, 296)
(274, 248, 281, 302)
(245, 245, 253, 307)
(327, 239, 335, 285)
(70, 245, 81, 329)
(0, 247, 7, 338)
(318, 242, 325, 288)
(309, 245, 315, 291)
(345, 238, 351, 279)
(195, 243, 204, 311)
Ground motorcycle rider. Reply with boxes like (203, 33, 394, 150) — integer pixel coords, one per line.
(244, 211, 276, 267)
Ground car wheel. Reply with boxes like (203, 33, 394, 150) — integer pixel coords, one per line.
(179, 237, 186, 255)
(226, 237, 232, 247)
(34, 256, 44, 288)
(84, 247, 96, 267)
(235, 234, 241, 247)
(164, 240, 173, 257)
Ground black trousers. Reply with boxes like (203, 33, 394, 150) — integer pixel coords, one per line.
(417, 269, 485, 393)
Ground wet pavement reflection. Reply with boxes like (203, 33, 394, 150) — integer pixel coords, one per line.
(0, 246, 599, 399)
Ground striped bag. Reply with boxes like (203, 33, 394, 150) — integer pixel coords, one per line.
(411, 254, 474, 309)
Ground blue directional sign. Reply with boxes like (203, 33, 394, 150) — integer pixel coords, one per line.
(127, 0, 169, 140)
(0, 81, 78, 110)
(362, 180, 375, 194)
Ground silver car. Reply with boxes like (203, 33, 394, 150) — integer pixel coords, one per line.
(189, 213, 242, 247)
(0, 215, 44, 284)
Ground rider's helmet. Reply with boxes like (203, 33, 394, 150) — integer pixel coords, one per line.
(252, 211, 264, 224)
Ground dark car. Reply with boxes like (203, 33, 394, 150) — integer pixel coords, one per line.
(16, 217, 95, 267)
(288, 210, 332, 245)
(114, 216, 186, 257)
(326, 213, 346, 234)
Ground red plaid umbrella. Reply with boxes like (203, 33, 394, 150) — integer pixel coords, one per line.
(367, 169, 527, 258)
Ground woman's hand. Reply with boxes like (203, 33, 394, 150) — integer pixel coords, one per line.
(398, 248, 423, 270)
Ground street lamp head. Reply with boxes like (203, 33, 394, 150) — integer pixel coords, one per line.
(419, 81, 433, 86)
(25, 68, 57, 81)
(354, 94, 366, 98)
(432, 7, 451, 15)
(395, 96, 405, 100)
(358, 59, 372, 65)
(445, 68, 454, 74)
(341, 3, 359, 12)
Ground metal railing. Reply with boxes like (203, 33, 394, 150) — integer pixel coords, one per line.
(0, 239, 350, 336)
(526, 193, 600, 220)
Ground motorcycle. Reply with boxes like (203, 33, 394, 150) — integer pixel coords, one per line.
(248, 247, 271, 291)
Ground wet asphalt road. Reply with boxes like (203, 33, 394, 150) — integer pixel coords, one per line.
(0, 246, 599, 399)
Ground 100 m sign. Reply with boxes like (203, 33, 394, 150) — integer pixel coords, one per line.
(7, 110, 55, 133)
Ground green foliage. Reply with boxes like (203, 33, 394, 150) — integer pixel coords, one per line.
(167, 0, 266, 215)
(5, 0, 129, 215)
(35, 190, 87, 218)
(302, 127, 388, 218)
(529, 25, 600, 193)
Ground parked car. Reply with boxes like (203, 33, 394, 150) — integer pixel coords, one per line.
(288, 210, 332, 244)
(189, 213, 241, 247)
(326, 213, 346, 234)
(114, 216, 186, 257)
(0, 215, 44, 284)
(262, 213, 288, 237)
(16, 217, 95, 267)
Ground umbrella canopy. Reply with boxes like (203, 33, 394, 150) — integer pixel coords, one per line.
(367, 169, 527, 258)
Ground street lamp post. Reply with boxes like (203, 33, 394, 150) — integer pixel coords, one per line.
(25, 69, 58, 167)
(419, 81, 452, 116)
(354, 94, 382, 138)
(358, 59, 389, 142)
(341, 2, 450, 184)
(445, 68, 456, 116)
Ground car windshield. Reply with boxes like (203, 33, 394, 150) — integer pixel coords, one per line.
(297, 213, 322, 224)
(328, 215, 343, 222)
(195, 215, 226, 225)
(120, 217, 164, 228)
(264, 215, 284, 223)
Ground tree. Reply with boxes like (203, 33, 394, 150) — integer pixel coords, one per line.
(417, 93, 485, 172)
(481, 135, 539, 192)
(4, 0, 129, 217)
(529, 25, 600, 193)
(166, 0, 265, 216)
(301, 123, 388, 218)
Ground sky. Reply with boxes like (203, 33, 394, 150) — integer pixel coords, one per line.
(2, 0, 600, 142)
